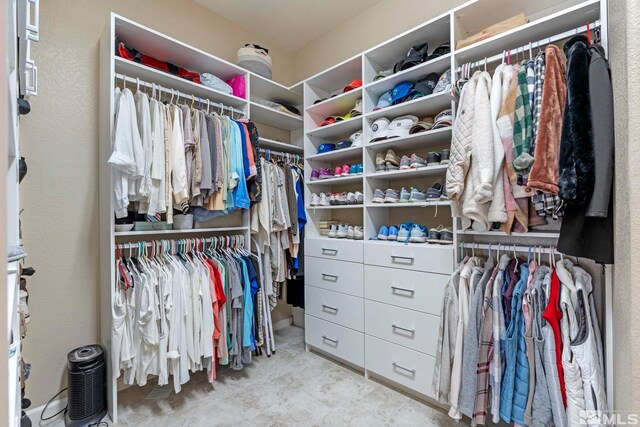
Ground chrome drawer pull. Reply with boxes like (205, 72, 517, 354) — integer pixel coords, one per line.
(392, 362, 416, 374)
(391, 285, 415, 294)
(322, 335, 339, 344)
(322, 304, 338, 312)
(322, 273, 339, 280)
(322, 248, 338, 254)
(391, 255, 414, 262)
(392, 324, 416, 334)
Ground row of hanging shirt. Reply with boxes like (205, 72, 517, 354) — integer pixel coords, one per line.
(111, 237, 275, 393)
(433, 247, 607, 426)
(445, 33, 613, 256)
(108, 79, 262, 223)
(251, 151, 306, 307)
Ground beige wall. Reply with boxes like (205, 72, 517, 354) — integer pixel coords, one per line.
(291, 0, 467, 82)
(610, 0, 640, 413)
(20, 0, 292, 408)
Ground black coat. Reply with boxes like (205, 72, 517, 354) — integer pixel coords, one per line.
(558, 37, 614, 264)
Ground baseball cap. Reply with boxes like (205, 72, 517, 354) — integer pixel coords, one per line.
(350, 130, 363, 147)
(370, 118, 390, 142)
(317, 143, 336, 154)
(434, 69, 451, 94)
(374, 91, 393, 111)
(414, 73, 439, 97)
(387, 115, 419, 139)
(391, 81, 415, 104)
(343, 79, 362, 92)
(349, 99, 363, 117)
(336, 140, 353, 150)
(320, 116, 337, 127)
(373, 69, 393, 81)
(432, 109, 452, 129)
(410, 116, 435, 134)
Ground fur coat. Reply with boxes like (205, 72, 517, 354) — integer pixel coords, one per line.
(558, 35, 595, 205)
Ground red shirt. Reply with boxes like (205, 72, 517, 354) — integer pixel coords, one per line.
(542, 268, 566, 407)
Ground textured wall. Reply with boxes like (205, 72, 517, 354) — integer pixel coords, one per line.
(291, 0, 467, 82)
(610, 0, 640, 412)
(19, 0, 292, 408)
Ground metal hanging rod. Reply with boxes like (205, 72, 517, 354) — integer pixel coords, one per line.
(456, 20, 601, 72)
(460, 241, 559, 255)
(260, 148, 302, 163)
(115, 234, 246, 252)
(114, 72, 246, 116)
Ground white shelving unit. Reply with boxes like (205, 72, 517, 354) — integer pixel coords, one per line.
(99, 14, 303, 423)
(301, 0, 609, 408)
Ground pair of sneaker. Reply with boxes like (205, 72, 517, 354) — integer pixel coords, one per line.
(328, 224, 364, 240)
(310, 192, 365, 206)
(427, 225, 453, 244)
(377, 222, 429, 243)
(335, 164, 364, 176)
(311, 168, 334, 181)
(426, 149, 451, 166)
(372, 188, 400, 203)
(375, 150, 400, 172)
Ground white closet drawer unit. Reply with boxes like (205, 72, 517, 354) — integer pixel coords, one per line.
(306, 238, 363, 263)
(305, 286, 364, 331)
(365, 335, 435, 398)
(305, 257, 364, 297)
(365, 300, 439, 355)
(305, 315, 364, 367)
(364, 265, 447, 315)
(364, 242, 453, 275)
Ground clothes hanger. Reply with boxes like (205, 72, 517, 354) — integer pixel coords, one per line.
(513, 244, 518, 270)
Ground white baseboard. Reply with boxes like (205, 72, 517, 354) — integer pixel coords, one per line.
(272, 316, 293, 331)
(26, 397, 67, 426)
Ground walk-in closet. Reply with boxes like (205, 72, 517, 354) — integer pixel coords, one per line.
(2, 0, 638, 426)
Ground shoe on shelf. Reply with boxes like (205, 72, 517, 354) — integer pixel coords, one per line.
(353, 226, 364, 240)
(372, 188, 386, 203)
(328, 193, 336, 205)
(311, 170, 320, 181)
(400, 187, 411, 202)
(440, 149, 450, 165)
(385, 149, 400, 167)
(376, 153, 387, 172)
(335, 165, 344, 176)
(337, 224, 349, 238)
(439, 227, 454, 244)
(399, 155, 412, 170)
(440, 185, 448, 200)
(335, 193, 348, 205)
(341, 164, 351, 176)
(410, 153, 427, 168)
(347, 226, 355, 239)
(388, 225, 399, 241)
(310, 193, 319, 206)
(328, 224, 338, 238)
(397, 222, 414, 242)
(346, 192, 356, 204)
(377, 225, 390, 240)
(354, 164, 364, 174)
(410, 224, 429, 243)
(355, 191, 364, 204)
(319, 193, 330, 206)
(427, 151, 441, 166)
(428, 226, 442, 244)
(319, 168, 334, 180)
(409, 187, 427, 202)
(426, 181, 443, 199)
(384, 188, 400, 203)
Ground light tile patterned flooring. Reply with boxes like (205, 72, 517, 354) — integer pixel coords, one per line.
(114, 326, 468, 426)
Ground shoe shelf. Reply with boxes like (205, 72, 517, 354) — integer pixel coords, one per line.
(365, 91, 451, 120)
(306, 116, 362, 139)
(366, 201, 451, 208)
(364, 240, 455, 248)
(307, 146, 363, 162)
(307, 205, 364, 210)
(456, 230, 561, 239)
(365, 127, 452, 152)
(307, 175, 364, 186)
(365, 165, 448, 179)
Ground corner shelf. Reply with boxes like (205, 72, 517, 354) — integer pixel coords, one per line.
(307, 146, 363, 162)
(306, 116, 362, 139)
(250, 102, 303, 130)
(259, 138, 304, 154)
(306, 87, 362, 117)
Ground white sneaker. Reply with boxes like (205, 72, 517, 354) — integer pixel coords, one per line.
(310, 193, 320, 206)
(355, 191, 364, 204)
(336, 224, 349, 238)
(347, 226, 355, 239)
(353, 226, 364, 240)
(319, 193, 330, 206)
(328, 224, 338, 238)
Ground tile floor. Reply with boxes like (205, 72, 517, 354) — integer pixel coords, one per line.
(114, 325, 468, 426)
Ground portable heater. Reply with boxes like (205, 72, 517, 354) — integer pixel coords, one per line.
(64, 345, 107, 427)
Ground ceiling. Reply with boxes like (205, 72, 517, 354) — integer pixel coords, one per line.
(195, 0, 384, 52)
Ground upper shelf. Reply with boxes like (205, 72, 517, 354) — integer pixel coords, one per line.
(306, 116, 362, 140)
(250, 102, 303, 130)
(365, 91, 451, 121)
(114, 57, 248, 108)
(454, 0, 600, 62)
(249, 73, 303, 107)
(305, 55, 362, 103)
(306, 87, 362, 118)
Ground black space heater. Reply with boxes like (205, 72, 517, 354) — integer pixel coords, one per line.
(64, 345, 107, 426)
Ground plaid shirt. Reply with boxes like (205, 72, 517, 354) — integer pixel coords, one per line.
(513, 63, 534, 186)
(531, 52, 546, 151)
(532, 191, 564, 219)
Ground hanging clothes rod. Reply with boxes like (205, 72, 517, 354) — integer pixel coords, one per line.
(460, 241, 559, 255)
(113, 72, 246, 116)
(115, 234, 246, 252)
(456, 20, 601, 71)
(260, 148, 302, 162)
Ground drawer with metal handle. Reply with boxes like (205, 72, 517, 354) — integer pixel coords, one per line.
(305, 314, 364, 367)
(305, 257, 364, 297)
(306, 237, 363, 263)
(365, 300, 439, 355)
(364, 265, 447, 314)
(364, 242, 453, 274)
(365, 335, 435, 397)
(305, 286, 364, 331)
